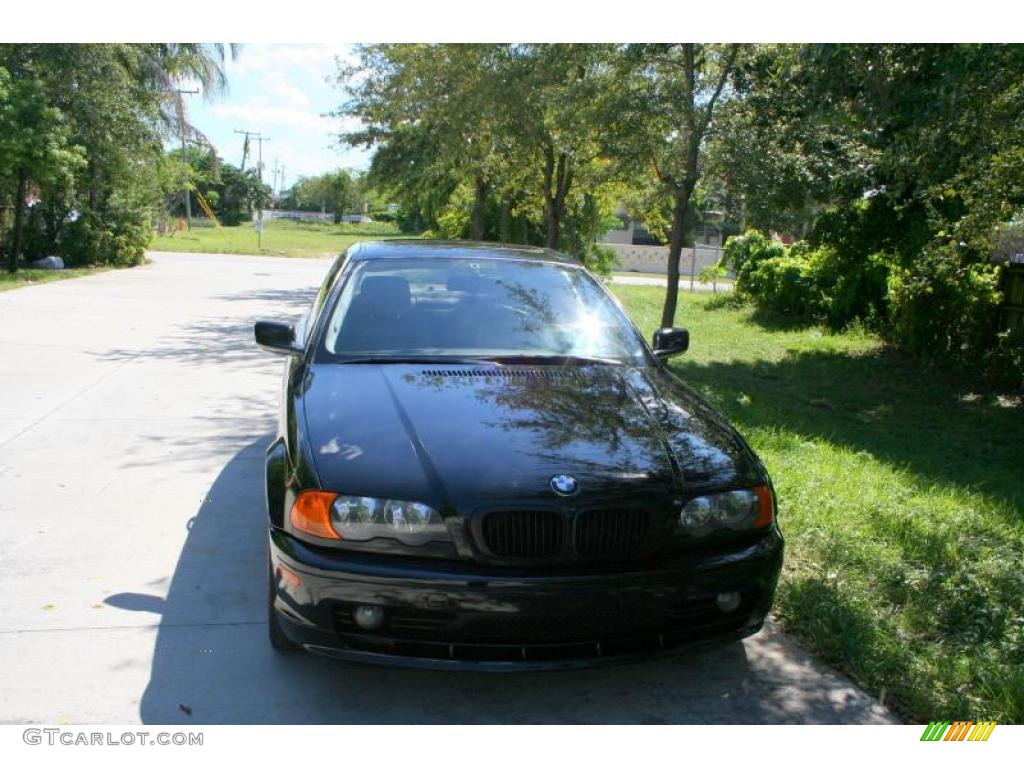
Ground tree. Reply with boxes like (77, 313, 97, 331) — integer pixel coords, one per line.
(714, 44, 1024, 258)
(338, 44, 620, 255)
(504, 44, 616, 250)
(0, 44, 235, 268)
(340, 44, 517, 240)
(163, 147, 267, 226)
(613, 44, 742, 327)
(136, 44, 235, 150)
(0, 64, 82, 271)
(282, 170, 360, 222)
(708, 44, 1024, 383)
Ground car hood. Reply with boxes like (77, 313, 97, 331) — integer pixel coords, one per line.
(301, 364, 759, 510)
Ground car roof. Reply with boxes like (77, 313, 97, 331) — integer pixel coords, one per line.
(347, 239, 580, 266)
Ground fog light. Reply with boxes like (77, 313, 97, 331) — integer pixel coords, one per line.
(716, 591, 742, 613)
(353, 605, 386, 630)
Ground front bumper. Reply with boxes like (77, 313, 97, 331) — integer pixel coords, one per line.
(269, 527, 784, 670)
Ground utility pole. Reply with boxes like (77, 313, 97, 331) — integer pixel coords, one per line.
(174, 88, 199, 229)
(256, 135, 269, 249)
(234, 130, 269, 248)
(234, 128, 263, 172)
(256, 135, 268, 183)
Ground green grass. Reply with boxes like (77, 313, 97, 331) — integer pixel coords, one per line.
(0, 265, 114, 292)
(611, 286, 1024, 723)
(149, 219, 408, 259)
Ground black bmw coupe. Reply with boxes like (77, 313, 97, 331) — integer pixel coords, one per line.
(256, 240, 783, 669)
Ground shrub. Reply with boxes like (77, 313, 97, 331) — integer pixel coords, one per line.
(582, 244, 616, 277)
(725, 230, 892, 328)
(219, 207, 248, 226)
(724, 227, 1023, 388)
(722, 229, 785, 288)
(698, 261, 729, 286)
(886, 246, 1004, 377)
(984, 329, 1024, 390)
(811, 196, 932, 267)
(744, 252, 821, 316)
(726, 231, 821, 317)
(806, 246, 890, 328)
(57, 201, 149, 267)
(433, 183, 473, 239)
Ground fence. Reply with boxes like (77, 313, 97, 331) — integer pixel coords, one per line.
(258, 210, 334, 223)
(257, 210, 375, 224)
(603, 243, 729, 278)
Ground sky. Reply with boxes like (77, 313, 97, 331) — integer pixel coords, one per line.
(183, 44, 371, 191)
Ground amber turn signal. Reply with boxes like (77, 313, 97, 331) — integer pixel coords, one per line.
(753, 485, 775, 528)
(290, 490, 341, 539)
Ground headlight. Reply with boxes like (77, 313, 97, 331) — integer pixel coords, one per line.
(675, 486, 774, 536)
(290, 491, 450, 546)
(329, 495, 449, 546)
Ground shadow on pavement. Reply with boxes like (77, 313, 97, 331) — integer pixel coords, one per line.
(106, 438, 890, 725)
(94, 285, 319, 370)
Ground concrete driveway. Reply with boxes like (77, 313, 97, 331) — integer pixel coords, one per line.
(0, 251, 895, 724)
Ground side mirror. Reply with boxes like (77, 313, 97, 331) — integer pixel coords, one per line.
(652, 327, 689, 359)
(255, 320, 303, 356)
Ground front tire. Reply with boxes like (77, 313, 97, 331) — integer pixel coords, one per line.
(268, 557, 301, 653)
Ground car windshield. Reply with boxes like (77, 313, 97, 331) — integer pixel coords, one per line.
(320, 257, 647, 364)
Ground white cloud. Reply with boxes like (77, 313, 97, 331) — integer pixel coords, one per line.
(188, 44, 369, 180)
(261, 71, 311, 108)
(267, 142, 370, 186)
(228, 43, 353, 81)
(209, 101, 335, 135)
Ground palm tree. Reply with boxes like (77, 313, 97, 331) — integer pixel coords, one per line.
(132, 44, 238, 224)
(135, 44, 239, 145)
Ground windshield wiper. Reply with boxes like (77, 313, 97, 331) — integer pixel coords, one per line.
(472, 354, 624, 366)
(336, 355, 498, 365)
(335, 354, 624, 366)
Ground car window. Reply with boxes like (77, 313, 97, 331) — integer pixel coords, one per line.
(320, 257, 646, 363)
(305, 250, 349, 342)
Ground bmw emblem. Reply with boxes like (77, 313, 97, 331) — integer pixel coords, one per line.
(550, 474, 579, 496)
